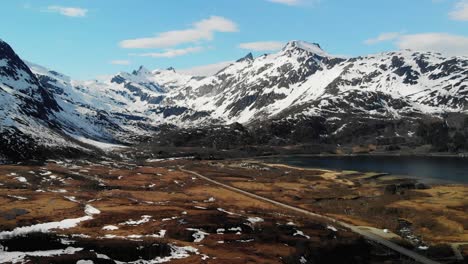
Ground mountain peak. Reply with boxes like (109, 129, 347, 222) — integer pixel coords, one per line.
(283, 40, 331, 57)
(132, 65, 150, 76)
(236, 53, 254, 63)
(286, 40, 321, 48)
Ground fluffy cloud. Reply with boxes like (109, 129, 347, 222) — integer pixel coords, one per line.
(397, 33, 468, 56)
(366, 32, 468, 56)
(179, 60, 234, 76)
(120, 16, 238, 49)
(110, 60, 131, 65)
(133, 46, 204, 58)
(450, 0, 468, 21)
(239, 41, 285, 51)
(364, 32, 401, 45)
(47, 6, 88, 17)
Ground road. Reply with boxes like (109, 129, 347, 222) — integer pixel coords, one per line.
(179, 166, 442, 264)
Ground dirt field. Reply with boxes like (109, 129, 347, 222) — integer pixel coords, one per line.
(0, 159, 420, 264)
(184, 160, 468, 263)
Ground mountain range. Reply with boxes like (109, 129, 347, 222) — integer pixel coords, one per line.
(1, 38, 467, 161)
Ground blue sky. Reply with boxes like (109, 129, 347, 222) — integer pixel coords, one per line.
(2, 0, 468, 79)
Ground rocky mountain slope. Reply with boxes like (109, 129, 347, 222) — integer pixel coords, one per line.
(1, 38, 467, 161)
(0, 39, 90, 161)
(157, 41, 467, 122)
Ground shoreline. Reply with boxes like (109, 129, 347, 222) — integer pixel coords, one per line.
(249, 154, 468, 185)
(250, 152, 468, 159)
(260, 161, 460, 186)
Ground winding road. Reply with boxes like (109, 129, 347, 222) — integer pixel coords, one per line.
(179, 166, 442, 264)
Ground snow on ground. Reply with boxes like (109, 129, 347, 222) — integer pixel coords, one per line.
(102, 230, 166, 240)
(0, 217, 91, 239)
(247, 217, 264, 224)
(72, 136, 127, 151)
(120, 215, 152, 226)
(84, 205, 101, 216)
(146, 156, 194, 162)
(0, 205, 100, 240)
(95, 253, 111, 260)
(102, 225, 119, 231)
(217, 208, 241, 216)
(114, 245, 199, 264)
(49, 189, 68, 193)
(237, 239, 255, 243)
(0, 247, 83, 263)
(161, 216, 178, 222)
(228, 227, 242, 235)
(293, 229, 310, 239)
(64, 196, 79, 203)
(14, 177, 28, 183)
(229, 227, 242, 232)
(286, 40, 339, 58)
(204, 197, 215, 202)
(154, 230, 167, 238)
(186, 228, 209, 243)
(7, 195, 27, 200)
(76, 260, 94, 264)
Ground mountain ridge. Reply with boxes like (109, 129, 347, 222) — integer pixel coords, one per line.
(1, 39, 467, 161)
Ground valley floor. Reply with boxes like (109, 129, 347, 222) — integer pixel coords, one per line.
(0, 158, 466, 263)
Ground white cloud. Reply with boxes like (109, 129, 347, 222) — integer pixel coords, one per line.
(95, 74, 113, 81)
(397, 33, 468, 56)
(364, 32, 402, 45)
(133, 46, 204, 58)
(179, 60, 234, 76)
(110, 60, 131, 65)
(450, 0, 468, 21)
(365, 32, 468, 56)
(47, 6, 88, 17)
(239, 41, 285, 51)
(120, 16, 238, 49)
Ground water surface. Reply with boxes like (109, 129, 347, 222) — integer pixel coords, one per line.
(260, 155, 468, 184)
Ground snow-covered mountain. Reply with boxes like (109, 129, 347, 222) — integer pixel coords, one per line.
(0, 39, 89, 161)
(155, 40, 467, 123)
(1, 39, 467, 160)
(90, 40, 467, 126)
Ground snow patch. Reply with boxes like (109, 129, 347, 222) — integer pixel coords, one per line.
(247, 217, 264, 224)
(120, 215, 152, 226)
(84, 205, 101, 216)
(186, 228, 209, 243)
(0, 247, 83, 263)
(102, 225, 119, 231)
(0, 205, 99, 239)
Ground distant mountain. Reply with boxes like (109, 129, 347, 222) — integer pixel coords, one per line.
(1, 38, 467, 161)
(156, 40, 467, 123)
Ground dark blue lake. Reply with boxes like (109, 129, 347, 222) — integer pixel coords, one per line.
(260, 155, 468, 184)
